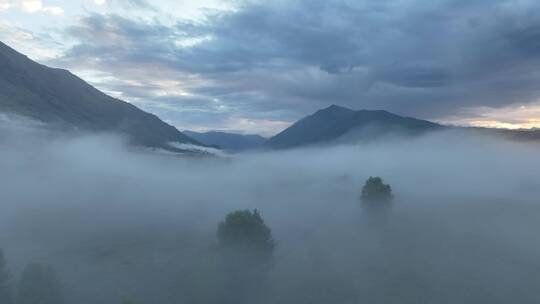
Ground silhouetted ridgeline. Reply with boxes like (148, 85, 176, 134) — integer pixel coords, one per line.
(183, 131, 266, 152)
(265, 105, 443, 149)
(265, 105, 540, 149)
(0, 41, 201, 152)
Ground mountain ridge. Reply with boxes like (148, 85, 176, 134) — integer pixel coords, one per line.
(183, 130, 266, 152)
(0, 41, 200, 152)
(266, 104, 442, 149)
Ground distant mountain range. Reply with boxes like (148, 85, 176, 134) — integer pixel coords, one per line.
(2, 41, 539, 153)
(265, 105, 443, 149)
(183, 131, 266, 152)
(188, 106, 446, 151)
(0, 41, 201, 152)
(265, 105, 540, 149)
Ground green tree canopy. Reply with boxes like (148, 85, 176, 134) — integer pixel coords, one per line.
(16, 263, 64, 304)
(217, 209, 275, 262)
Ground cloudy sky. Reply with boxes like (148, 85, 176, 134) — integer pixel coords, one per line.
(2, 0, 540, 135)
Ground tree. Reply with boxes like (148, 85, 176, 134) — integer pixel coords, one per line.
(16, 263, 64, 304)
(0, 249, 13, 304)
(217, 209, 275, 262)
(361, 176, 393, 204)
(217, 210, 275, 304)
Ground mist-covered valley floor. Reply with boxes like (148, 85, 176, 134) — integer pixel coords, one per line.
(1, 124, 540, 304)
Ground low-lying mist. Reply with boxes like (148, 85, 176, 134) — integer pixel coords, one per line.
(1, 122, 540, 304)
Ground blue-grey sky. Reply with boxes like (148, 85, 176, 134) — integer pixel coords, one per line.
(2, 0, 540, 135)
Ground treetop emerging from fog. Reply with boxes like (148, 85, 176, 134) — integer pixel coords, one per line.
(361, 176, 393, 204)
(218, 210, 274, 261)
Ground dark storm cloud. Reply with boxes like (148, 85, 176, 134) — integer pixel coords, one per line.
(64, 14, 174, 63)
(53, 0, 540, 132)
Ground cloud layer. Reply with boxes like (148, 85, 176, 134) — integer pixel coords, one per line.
(0, 0, 63, 15)
(6, 0, 540, 134)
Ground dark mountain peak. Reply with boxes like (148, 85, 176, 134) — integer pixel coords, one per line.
(266, 105, 441, 149)
(315, 105, 398, 120)
(325, 104, 351, 111)
(316, 104, 354, 115)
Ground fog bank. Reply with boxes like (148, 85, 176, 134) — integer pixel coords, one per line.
(1, 124, 539, 304)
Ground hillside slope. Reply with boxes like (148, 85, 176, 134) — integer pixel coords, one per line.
(266, 105, 442, 149)
(183, 130, 266, 152)
(0, 41, 199, 151)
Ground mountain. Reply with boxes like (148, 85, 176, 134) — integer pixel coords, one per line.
(266, 105, 443, 149)
(0, 41, 200, 152)
(183, 130, 267, 152)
